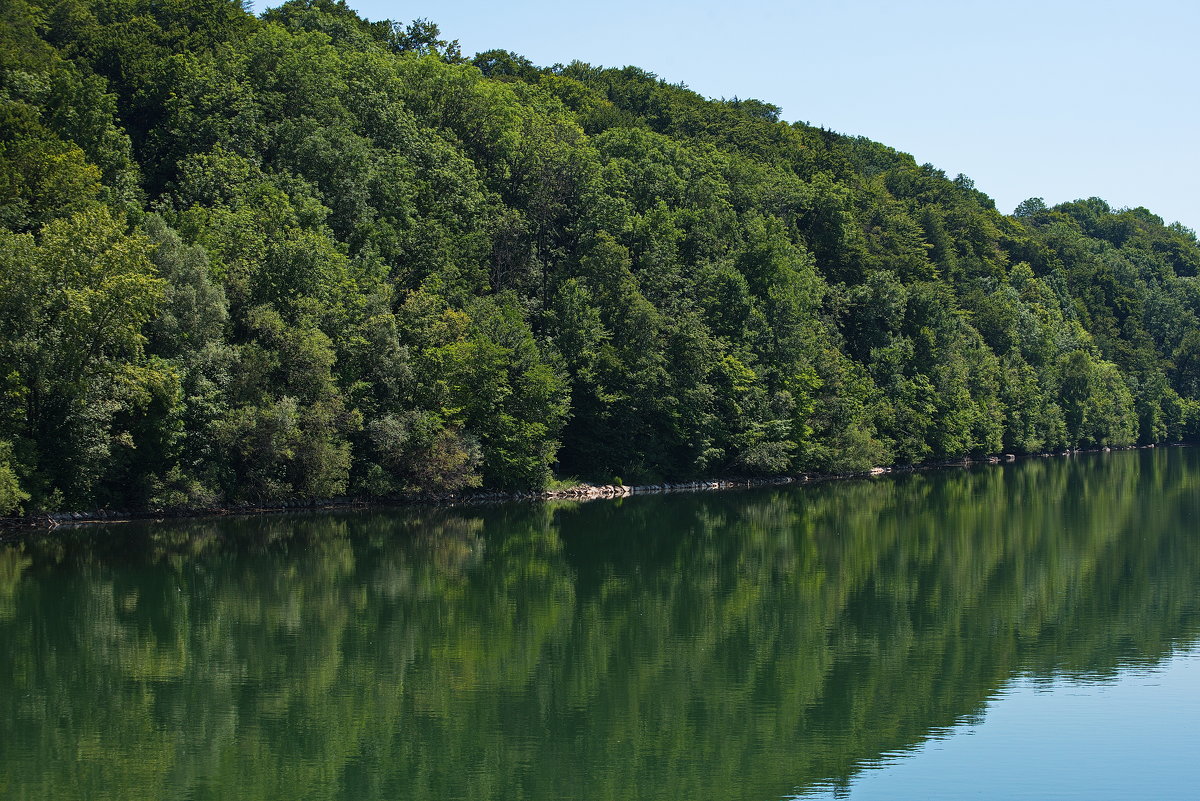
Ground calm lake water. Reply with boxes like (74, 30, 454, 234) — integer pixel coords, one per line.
(2, 448, 1198, 800)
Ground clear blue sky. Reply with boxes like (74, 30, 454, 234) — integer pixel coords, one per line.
(252, 0, 1200, 230)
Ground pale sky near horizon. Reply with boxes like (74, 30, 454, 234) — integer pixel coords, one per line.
(251, 0, 1200, 231)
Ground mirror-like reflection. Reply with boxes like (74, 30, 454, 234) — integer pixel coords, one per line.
(796, 649, 1200, 800)
(2, 448, 1198, 800)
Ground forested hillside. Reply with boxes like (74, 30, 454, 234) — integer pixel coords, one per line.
(3, 0, 1200, 513)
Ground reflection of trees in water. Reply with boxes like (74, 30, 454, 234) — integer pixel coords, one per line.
(1, 449, 1198, 801)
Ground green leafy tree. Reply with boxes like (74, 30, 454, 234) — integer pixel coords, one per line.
(0, 205, 164, 506)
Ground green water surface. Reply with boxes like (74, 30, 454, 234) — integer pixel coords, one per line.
(2, 448, 1198, 800)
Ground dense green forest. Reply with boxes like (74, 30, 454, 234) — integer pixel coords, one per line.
(3, 0, 1200, 513)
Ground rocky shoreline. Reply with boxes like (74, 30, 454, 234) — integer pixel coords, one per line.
(1, 443, 1180, 534)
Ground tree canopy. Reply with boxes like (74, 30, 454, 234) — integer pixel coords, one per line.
(2, 0, 1199, 513)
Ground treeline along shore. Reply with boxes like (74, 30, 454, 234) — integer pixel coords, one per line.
(3, 0, 1200, 519)
(7, 444, 1176, 532)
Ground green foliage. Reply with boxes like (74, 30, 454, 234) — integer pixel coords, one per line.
(2, 0, 1200, 511)
(0, 205, 164, 507)
(0, 439, 28, 514)
(0, 103, 102, 229)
